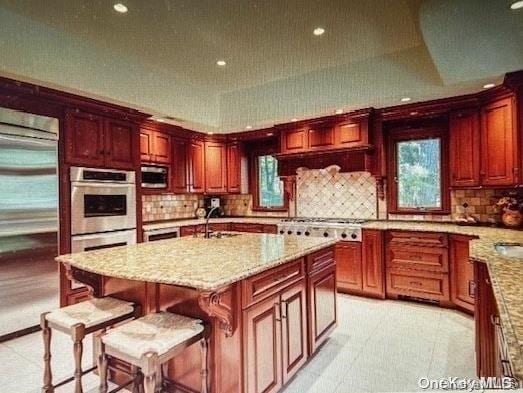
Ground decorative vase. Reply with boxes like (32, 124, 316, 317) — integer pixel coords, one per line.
(501, 210, 523, 228)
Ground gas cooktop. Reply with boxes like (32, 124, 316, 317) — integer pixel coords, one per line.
(277, 217, 365, 241)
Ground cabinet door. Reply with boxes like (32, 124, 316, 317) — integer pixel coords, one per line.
(361, 229, 385, 298)
(65, 110, 105, 167)
(105, 119, 137, 170)
(188, 139, 205, 193)
(334, 119, 368, 147)
(308, 123, 335, 150)
(450, 235, 475, 313)
(227, 142, 242, 193)
(243, 294, 282, 393)
(172, 138, 189, 193)
(308, 265, 337, 354)
(335, 243, 362, 292)
(281, 128, 308, 153)
(152, 132, 171, 164)
(140, 129, 153, 162)
(281, 280, 308, 384)
(481, 97, 517, 186)
(449, 110, 480, 187)
(205, 141, 227, 193)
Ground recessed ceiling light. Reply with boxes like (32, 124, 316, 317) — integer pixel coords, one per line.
(113, 3, 128, 13)
(208, 132, 214, 135)
(335, 109, 343, 114)
(483, 83, 495, 89)
(291, 118, 298, 122)
(216, 60, 227, 67)
(313, 27, 325, 36)
(156, 118, 165, 122)
(267, 132, 274, 136)
(410, 111, 418, 116)
(245, 125, 252, 130)
(401, 97, 411, 102)
(510, 1, 523, 10)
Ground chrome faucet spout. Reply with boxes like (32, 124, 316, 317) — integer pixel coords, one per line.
(204, 206, 219, 238)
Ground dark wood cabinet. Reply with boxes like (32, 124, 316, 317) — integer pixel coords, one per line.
(449, 109, 481, 187)
(481, 97, 517, 186)
(140, 130, 153, 162)
(65, 110, 137, 170)
(334, 119, 368, 147)
(227, 142, 242, 193)
(139, 129, 171, 164)
(281, 128, 308, 153)
(204, 141, 227, 193)
(450, 235, 475, 313)
(230, 223, 277, 233)
(361, 229, 385, 297)
(306, 249, 337, 354)
(308, 123, 335, 150)
(188, 139, 205, 193)
(336, 242, 362, 292)
(171, 138, 189, 193)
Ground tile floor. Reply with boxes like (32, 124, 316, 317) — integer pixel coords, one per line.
(1, 294, 477, 393)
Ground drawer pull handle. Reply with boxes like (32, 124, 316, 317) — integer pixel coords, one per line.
(281, 301, 288, 319)
(469, 281, 476, 298)
(490, 315, 500, 326)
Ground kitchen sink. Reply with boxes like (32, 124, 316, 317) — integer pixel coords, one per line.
(208, 232, 241, 239)
(494, 243, 523, 259)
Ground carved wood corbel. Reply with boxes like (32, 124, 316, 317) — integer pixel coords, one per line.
(374, 176, 385, 201)
(64, 263, 103, 297)
(198, 288, 235, 337)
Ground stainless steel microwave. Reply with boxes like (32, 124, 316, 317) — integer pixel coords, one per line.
(141, 165, 168, 189)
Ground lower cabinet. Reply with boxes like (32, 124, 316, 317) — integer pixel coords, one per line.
(243, 279, 307, 393)
(450, 234, 475, 313)
(336, 242, 362, 292)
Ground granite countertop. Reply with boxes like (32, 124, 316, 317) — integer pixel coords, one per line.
(56, 233, 336, 291)
(363, 220, 523, 380)
(142, 217, 283, 232)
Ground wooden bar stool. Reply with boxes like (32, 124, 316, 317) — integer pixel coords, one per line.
(98, 312, 210, 393)
(40, 296, 137, 393)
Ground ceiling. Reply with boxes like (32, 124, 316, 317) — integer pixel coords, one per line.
(0, 0, 522, 132)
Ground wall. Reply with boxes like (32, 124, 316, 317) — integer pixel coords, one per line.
(295, 166, 378, 220)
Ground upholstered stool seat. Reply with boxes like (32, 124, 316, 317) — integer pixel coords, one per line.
(99, 312, 210, 393)
(41, 297, 137, 393)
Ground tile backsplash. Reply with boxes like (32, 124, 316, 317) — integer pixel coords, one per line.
(295, 166, 377, 219)
(221, 194, 289, 217)
(142, 194, 199, 222)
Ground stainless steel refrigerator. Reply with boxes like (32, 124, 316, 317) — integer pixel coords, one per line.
(0, 107, 59, 341)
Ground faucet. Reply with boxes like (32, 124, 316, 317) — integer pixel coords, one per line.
(204, 206, 219, 238)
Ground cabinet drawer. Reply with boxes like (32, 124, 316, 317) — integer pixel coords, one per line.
(386, 268, 449, 302)
(263, 225, 278, 234)
(231, 223, 264, 233)
(209, 223, 231, 232)
(307, 247, 335, 273)
(242, 259, 304, 309)
(387, 231, 448, 248)
(388, 246, 449, 273)
(180, 225, 205, 237)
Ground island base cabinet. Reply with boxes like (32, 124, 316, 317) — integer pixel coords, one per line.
(243, 279, 307, 393)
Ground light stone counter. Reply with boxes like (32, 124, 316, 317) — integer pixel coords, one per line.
(142, 217, 283, 232)
(56, 233, 336, 291)
(363, 220, 523, 380)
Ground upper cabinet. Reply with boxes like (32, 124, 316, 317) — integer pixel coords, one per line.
(171, 137, 189, 193)
(281, 127, 308, 154)
(450, 96, 518, 187)
(334, 118, 369, 147)
(449, 109, 481, 187)
(65, 109, 137, 170)
(204, 141, 227, 193)
(308, 122, 335, 150)
(227, 142, 242, 193)
(139, 128, 171, 164)
(188, 139, 205, 193)
(480, 97, 517, 186)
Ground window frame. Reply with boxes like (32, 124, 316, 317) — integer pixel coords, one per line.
(250, 149, 288, 212)
(387, 127, 450, 215)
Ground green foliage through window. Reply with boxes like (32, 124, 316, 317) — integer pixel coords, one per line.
(258, 155, 284, 208)
(397, 138, 441, 209)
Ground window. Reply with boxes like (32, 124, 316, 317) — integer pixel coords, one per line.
(255, 155, 285, 209)
(388, 128, 449, 214)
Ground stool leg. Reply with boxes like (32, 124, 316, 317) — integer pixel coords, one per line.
(141, 352, 159, 393)
(96, 334, 108, 393)
(200, 338, 209, 393)
(71, 323, 86, 393)
(40, 313, 54, 393)
(130, 365, 140, 393)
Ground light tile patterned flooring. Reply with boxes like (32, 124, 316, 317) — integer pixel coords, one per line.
(1, 294, 476, 393)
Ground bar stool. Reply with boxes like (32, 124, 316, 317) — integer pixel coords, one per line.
(98, 312, 210, 393)
(40, 296, 137, 393)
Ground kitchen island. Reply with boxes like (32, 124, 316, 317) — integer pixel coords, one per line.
(56, 233, 338, 393)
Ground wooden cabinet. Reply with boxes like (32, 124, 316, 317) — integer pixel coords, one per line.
(227, 142, 242, 193)
(230, 223, 266, 233)
(179, 225, 204, 237)
(449, 109, 481, 187)
(243, 263, 307, 393)
(336, 242, 362, 292)
(171, 138, 189, 193)
(204, 141, 227, 193)
(361, 229, 385, 297)
(481, 97, 517, 186)
(188, 139, 205, 193)
(308, 123, 335, 150)
(65, 110, 137, 170)
(280, 127, 308, 153)
(385, 231, 450, 304)
(334, 118, 368, 147)
(450, 235, 475, 313)
(139, 129, 171, 164)
(306, 248, 337, 354)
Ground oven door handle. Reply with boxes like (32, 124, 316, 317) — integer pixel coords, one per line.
(71, 182, 136, 188)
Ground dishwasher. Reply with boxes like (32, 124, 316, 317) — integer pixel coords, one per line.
(143, 226, 180, 242)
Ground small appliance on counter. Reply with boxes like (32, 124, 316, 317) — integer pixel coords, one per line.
(204, 196, 224, 217)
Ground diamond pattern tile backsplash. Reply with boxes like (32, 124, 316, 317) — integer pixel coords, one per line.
(296, 166, 377, 219)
